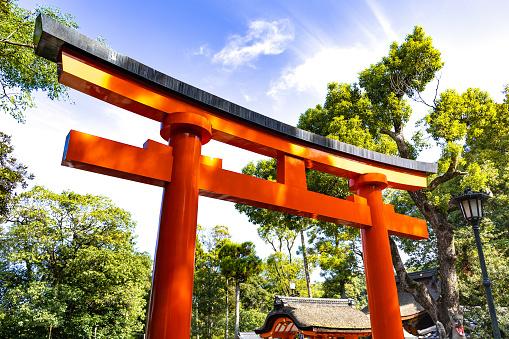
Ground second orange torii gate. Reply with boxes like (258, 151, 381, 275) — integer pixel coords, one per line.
(35, 14, 437, 339)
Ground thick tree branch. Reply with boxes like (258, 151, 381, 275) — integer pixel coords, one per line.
(0, 39, 35, 49)
(432, 73, 441, 107)
(389, 237, 439, 323)
(2, 12, 32, 42)
(427, 157, 467, 192)
(380, 128, 411, 159)
(1, 80, 19, 110)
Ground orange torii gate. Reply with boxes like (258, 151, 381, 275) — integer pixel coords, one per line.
(34, 15, 437, 339)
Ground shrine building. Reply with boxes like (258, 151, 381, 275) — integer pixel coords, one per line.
(255, 296, 371, 339)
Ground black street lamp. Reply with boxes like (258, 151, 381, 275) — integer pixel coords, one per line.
(452, 187, 501, 339)
(289, 281, 296, 297)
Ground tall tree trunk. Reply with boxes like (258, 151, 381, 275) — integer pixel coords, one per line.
(195, 302, 199, 339)
(382, 127, 460, 336)
(225, 280, 229, 339)
(234, 281, 240, 339)
(300, 228, 312, 297)
(409, 190, 460, 334)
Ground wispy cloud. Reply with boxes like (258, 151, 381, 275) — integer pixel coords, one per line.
(194, 44, 211, 57)
(268, 45, 380, 103)
(213, 19, 294, 69)
(242, 92, 253, 102)
(364, 0, 398, 42)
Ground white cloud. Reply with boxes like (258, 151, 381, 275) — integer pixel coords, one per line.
(243, 93, 253, 102)
(213, 19, 294, 69)
(364, 0, 398, 42)
(194, 44, 211, 57)
(267, 45, 383, 102)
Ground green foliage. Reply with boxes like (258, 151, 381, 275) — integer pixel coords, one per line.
(344, 275, 368, 309)
(311, 282, 324, 298)
(263, 251, 306, 296)
(360, 26, 443, 102)
(298, 82, 399, 155)
(201, 224, 231, 252)
(239, 309, 266, 332)
(193, 228, 268, 339)
(218, 241, 262, 284)
(0, 131, 33, 220)
(455, 217, 509, 338)
(0, 186, 152, 338)
(425, 88, 497, 164)
(307, 221, 361, 298)
(192, 233, 227, 339)
(240, 275, 272, 313)
(456, 221, 509, 307)
(0, 0, 77, 121)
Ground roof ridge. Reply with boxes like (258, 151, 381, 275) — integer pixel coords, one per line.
(275, 295, 355, 307)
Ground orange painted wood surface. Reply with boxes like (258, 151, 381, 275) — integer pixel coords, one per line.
(146, 127, 203, 338)
(63, 130, 428, 240)
(351, 173, 405, 339)
(58, 47, 428, 191)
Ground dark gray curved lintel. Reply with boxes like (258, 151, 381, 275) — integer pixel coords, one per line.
(34, 14, 437, 174)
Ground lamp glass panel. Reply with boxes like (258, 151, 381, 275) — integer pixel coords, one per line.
(469, 198, 480, 218)
(461, 200, 472, 219)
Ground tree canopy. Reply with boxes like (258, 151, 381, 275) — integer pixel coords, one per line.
(192, 227, 269, 339)
(0, 0, 76, 122)
(0, 131, 33, 221)
(238, 25, 509, 337)
(0, 186, 152, 338)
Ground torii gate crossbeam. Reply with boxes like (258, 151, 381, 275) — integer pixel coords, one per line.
(34, 14, 437, 339)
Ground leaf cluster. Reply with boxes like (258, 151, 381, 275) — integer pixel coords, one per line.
(1, 0, 77, 121)
(0, 131, 33, 220)
(218, 241, 262, 284)
(0, 186, 152, 338)
(192, 228, 270, 339)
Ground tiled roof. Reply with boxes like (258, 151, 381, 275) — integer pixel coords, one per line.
(255, 296, 371, 335)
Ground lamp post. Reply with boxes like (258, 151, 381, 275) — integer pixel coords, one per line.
(452, 187, 501, 339)
(289, 281, 296, 296)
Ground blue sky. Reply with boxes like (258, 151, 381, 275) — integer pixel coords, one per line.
(4, 0, 509, 280)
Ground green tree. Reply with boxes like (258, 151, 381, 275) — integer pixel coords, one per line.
(0, 186, 152, 338)
(192, 226, 271, 339)
(263, 251, 306, 296)
(239, 275, 272, 315)
(437, 87, 509, 337)
(192, 225, 232, 339)
(236, 159, 317, 297)
(192, 228, 227, 339)
(238, 309, 266, 333)
(218, 241, 262, 339)
(296, 25, 509, 336)
(307, 222, 361, 298)
(0, 131, 33, 221)
(1, 0, 76, 122)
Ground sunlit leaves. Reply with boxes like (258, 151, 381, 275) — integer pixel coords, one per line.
(218, 241, 262, 284)
(0, 131, 33, 220)
(0, 186, 151, 338)
(359, 26, 442, 130)
(0, 1, 78, 121)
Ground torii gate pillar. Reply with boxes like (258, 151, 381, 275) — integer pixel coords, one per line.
(146, 112, 212, 339)
(350, 173, 403, 339)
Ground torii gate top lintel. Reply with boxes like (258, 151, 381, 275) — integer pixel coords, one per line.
(34, 14, 438, 339)
(34, 14, 436, 190)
